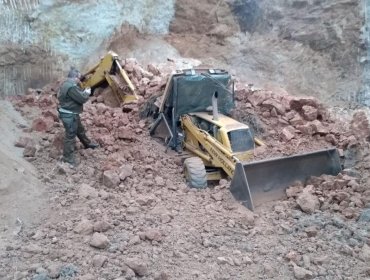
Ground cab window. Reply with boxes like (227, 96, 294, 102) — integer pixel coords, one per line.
(228, 129, 254, 152)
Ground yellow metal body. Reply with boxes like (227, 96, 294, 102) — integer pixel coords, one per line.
(181, 113, 262, 180)
(81, 51, 138, 104)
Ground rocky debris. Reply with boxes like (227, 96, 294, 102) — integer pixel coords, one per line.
(141, 228, 163, 242)
(15, 136, 34, 148)
(31, 117, 54, 132)
(74, 219, 94, 235)
(296, 188, 320, 214)
(90, 233, 110, 249)
(360, 244, 370, 261)
(93, 220, 112, 233)
(125, 258, 149, 277)
(47, 263, 62, 279)
(78, 184, 98, 199)
(92, 255, 108, 268)
(23, 144, 37, 157)
(119, 164, 133, 181)
(350, 110, 370, 140)
(293, 265, 313, 279)
(301, 105, 318, 121)
(280, 126, 296, 141)
(102, 170, 120, 188)
(5, 55, 370, 279)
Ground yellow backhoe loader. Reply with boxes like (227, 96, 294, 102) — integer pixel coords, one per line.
(144, 69, 342, 210)
(80, 51, 138, 104)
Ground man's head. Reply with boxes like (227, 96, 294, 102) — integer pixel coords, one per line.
(67, 67, 82, 81)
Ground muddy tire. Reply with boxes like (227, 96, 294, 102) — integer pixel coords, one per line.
(184, 157, 207, 189)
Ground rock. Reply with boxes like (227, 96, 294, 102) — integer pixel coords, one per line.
(211, 192, 224, 201)
(32, 273, 51, 280)
(79, 274, 95, 280)
(136, 195, 156, 206)
(15, 136, 34, 148)
(217, 257, 228, 265)
(285, 251, 301, 262)
(125, 258, 149, 277)
(289, 97, 318, 111)
(293, 265, 313, 279)
(32, 117, 54, 132)
(154, 272, 170, 280)
(144, 229, 163, 242)
(92, 255, 108, 268)
(103, 170, 120, 188)
(247, 92, 270, 107)
(301, 105, 318, 121)
(296, 123, 315, 135)
(333, 191, 350, 202)
(310, 120, 328, 135)
(286, 182, 304, 198)
(24, 244, 42, 254)
(358, 209, 370, 222)
(304, 226, 318, 237)
(325, 134, 337, 145)
(74, 219, 94, 235)
(119, 164, 133, 181)
(280, 127, 295, 141)
(78, 184, 98, 199)
(116, 127, 137, 141)
(350, 110, 370, 140)
(262, 99, 286, 115)
(360, 244, 370, 261)
(296, 189, 319, 214)
(90, 233, 110, 249)
(93, 220, 112, 232)
(42, 110, 59, 122)
(23, 145, 37, 157)
(237, 207, 255, 226)
(147, 64, 161, 75)
(47, 263, 62, 279)
(289, 114, 305, 126)
(242, 256, 253, 265)
(123, 267, 136, 279)
(155, 176, 165, 186)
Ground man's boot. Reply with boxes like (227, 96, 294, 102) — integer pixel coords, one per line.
(84, 143, 99, 149)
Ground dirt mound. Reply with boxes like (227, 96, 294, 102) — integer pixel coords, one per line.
(0, 100, 47, 250)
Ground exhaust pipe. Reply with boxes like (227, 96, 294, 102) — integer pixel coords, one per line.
(212, 91, 219, 121)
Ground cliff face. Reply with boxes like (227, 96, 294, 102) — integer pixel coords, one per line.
(168, 0, 362, 104)
(0, 0, 364, 105)
(0, 0, 176, 96)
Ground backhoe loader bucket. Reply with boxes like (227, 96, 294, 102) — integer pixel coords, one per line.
(230, 148, 341, 210)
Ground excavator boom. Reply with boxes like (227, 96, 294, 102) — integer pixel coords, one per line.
(81, 51, 138, 104)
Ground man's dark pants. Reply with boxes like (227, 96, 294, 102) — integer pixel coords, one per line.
(59, 112, 91, 164)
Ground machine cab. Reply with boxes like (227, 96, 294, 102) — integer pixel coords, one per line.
(189, 112, 256, 160)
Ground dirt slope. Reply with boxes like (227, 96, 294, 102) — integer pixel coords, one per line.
(0, 100, 47, 250)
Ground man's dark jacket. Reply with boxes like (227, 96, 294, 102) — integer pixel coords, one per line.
(58, 79, 89, 114)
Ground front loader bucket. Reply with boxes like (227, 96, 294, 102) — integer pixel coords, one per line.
(230, 148, 342, 210)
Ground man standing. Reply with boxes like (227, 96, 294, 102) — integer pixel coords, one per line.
(58, 68, 99, 166)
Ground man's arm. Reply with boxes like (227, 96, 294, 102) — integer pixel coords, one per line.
(67, 86, 90, 104)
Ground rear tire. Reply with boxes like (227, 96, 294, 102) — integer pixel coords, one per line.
(184, 157, 207, 189)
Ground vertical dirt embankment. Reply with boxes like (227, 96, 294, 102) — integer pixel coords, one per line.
(167, 0, 362, 105)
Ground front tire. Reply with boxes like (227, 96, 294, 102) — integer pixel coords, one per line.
(184, 157, 207, 189)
